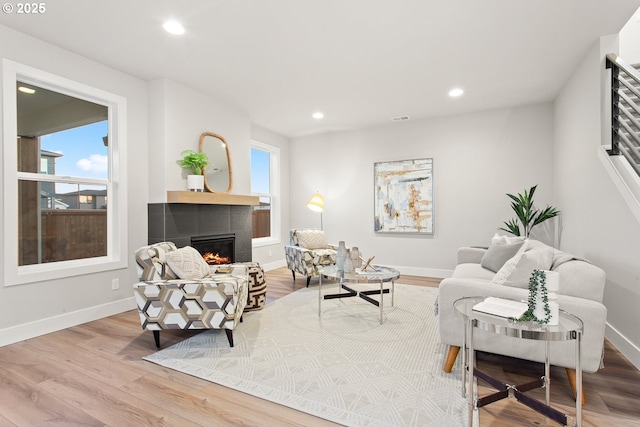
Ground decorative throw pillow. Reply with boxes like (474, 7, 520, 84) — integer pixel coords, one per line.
(489, 240, 529, 283)
(164, 246, 210, 280)
(492, 247, 554, 288)
(490, 233, 525, 245)
(296, 229, 328, 250)
(480, 240, 526, 273)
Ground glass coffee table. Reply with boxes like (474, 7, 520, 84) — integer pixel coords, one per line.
(319, 265, 400, 324)
(454, 296, 584, 427)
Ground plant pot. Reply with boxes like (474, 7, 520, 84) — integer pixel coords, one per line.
(187, 174, 205, 192)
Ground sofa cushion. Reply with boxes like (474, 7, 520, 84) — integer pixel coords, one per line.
(480, 240, 526, 273)
(492, 246, 554, 288)
(165, 246, 210, 280)
(554, 259, 606, 302)
(296, 229, 328, 249)
(451, 263, 496, 281)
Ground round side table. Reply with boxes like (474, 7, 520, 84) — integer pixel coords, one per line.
(454, 296, 584, 427)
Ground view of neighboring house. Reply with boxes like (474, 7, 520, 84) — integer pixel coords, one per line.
(38, 149, 106, 210)
(57, 189, 107, 210)
(38, 149, 62, 209)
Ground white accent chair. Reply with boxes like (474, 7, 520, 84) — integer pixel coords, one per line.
(284, 229, 337, 286)
(133, 242, 248, 348)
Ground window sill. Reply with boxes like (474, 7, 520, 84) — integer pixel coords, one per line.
(5, 256, 127, 287)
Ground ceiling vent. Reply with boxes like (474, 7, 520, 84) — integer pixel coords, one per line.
(391, 115, 410, 122)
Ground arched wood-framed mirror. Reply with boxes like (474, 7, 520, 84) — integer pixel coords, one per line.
(199, 132, 233, 194)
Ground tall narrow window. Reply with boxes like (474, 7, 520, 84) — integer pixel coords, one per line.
(251, 141, 280, 245)
(3, 60, 127, 285)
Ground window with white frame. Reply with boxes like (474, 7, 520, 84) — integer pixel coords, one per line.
(251, 141, 280, 245)
(3, 60, 128, 286)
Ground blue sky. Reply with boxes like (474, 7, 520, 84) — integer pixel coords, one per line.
(40, 120, 108, 194)
(40, 120, 108, 179)
(251, 148, 270, 194)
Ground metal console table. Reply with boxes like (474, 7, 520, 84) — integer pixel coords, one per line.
(454, 296, 584, 427)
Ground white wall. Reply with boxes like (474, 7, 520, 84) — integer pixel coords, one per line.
(620, 9, 640, 64)
(554, 35, 640, 369)
(148, 78, 252, 201)
(0, 24, 148, 344)
(290, 103, 555, 277)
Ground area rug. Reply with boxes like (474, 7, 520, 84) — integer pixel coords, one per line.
(144, 283, 477, 427)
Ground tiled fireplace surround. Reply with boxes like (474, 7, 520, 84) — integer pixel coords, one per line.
(148, 203, 253, 262)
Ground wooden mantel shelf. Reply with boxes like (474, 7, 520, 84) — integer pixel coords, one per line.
(167, 191, 259, 206)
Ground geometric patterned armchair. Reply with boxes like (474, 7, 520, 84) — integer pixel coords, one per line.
(133, 242, 248, 348)
(284, 229, 336, 287)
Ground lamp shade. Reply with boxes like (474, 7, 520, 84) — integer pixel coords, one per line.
(307, 193, 324, 212)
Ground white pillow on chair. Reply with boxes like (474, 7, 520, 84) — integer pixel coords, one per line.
(165, 246, 210, 280)
(296, 229, 328, 249)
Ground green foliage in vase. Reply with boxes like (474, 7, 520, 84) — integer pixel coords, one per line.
(499, 185, 560, 237)
(177, 150, 209, 175)
(516, 269, 551, 324)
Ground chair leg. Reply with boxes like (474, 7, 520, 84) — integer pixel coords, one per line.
(225, 329, 234, 347)
(306, 276, 311, 287)
(153, 330, 160, 348)
(565, 368, 587, 405)
(291, 270, 296, 281)
(443, 345, 460, 373)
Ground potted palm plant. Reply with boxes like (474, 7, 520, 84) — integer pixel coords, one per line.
(499, 185, 560, 237)
(177, 150, 209, 192)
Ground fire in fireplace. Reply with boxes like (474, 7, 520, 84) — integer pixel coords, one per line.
(202, 252, 231, 265)
(191, 233, 235, 265)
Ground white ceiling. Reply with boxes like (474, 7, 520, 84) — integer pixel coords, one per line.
(1, 0, 639, 138)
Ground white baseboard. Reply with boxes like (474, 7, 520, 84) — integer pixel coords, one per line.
(605, 322, 640, 371)
(0, 297, 137, 348)
(261, 259, 287, 271)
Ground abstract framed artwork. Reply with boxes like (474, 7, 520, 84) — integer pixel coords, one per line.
(374, 158, 433, 234)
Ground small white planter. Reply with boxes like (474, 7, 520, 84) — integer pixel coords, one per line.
(187, 174, 205, 192)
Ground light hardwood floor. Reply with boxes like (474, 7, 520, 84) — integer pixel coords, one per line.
(0, 267, 638, 426)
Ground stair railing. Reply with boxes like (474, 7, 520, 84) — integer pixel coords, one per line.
(606, 53, 640, 176)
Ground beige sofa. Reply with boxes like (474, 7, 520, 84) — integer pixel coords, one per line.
(437, 238, 607, 401)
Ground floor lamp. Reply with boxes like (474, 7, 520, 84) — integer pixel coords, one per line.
(307, 192, 324, 230)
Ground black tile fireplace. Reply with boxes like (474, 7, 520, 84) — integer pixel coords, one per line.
(147, 203, 252, 263)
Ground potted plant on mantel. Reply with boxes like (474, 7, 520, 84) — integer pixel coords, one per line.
(499, 185, 560, 237)
(177, 149, 209, 192)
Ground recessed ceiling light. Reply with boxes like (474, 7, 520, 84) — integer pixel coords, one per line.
(448, 88, 464, 98)
(312, 112, 324, 120)
(163, 20, 185, 35)
(18, 86, 36, 94)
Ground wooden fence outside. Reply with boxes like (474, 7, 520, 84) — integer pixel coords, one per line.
(20, 209, 107, 265)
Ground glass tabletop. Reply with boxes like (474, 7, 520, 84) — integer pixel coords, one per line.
(454, 296, 583, 342)
(320, 265, 400, 283)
